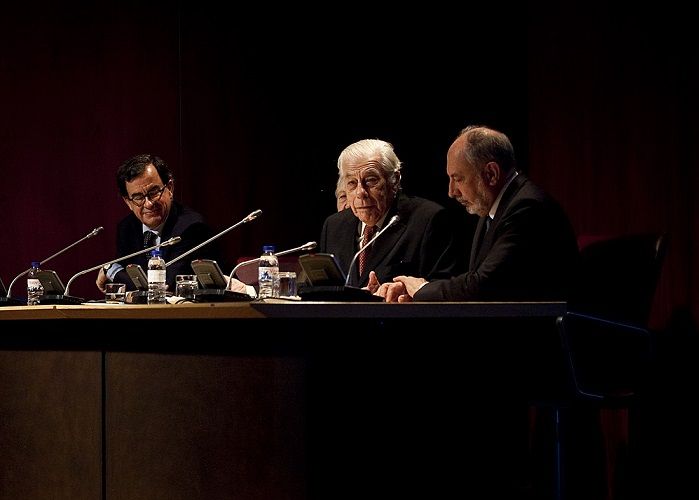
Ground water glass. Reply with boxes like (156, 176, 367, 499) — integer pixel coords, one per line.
(277, 271, 297, 298)
(175, 274, 199, 300)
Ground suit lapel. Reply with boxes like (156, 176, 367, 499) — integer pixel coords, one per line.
(470, 174, 528, 270)
(470, 217, 489, 270)
(361, 217, 405, 282)
(357, 197, 405, 283)
(126, 215, 150, 269)
(157, 203, 180, 261)
(334, 216, 358, 282)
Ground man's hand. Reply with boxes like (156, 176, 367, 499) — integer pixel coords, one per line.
(365, 271, 381, 294)
(226, 276, 248, 294)
(376, 275, 427, 303)
(96, 267, 108, 293)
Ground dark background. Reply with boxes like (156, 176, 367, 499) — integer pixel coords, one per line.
(0, 3, 695, 335)
(0, 3, 697, 498)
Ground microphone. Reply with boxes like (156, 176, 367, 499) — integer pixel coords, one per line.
(344, 215, 400, 286)
(227, 241, 317, 290)
(166, 209, 262, 267)
(5, 226, 104, 301)
(61, 236, 182, 299)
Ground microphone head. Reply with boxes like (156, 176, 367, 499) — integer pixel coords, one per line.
(245, 209, 262, 222)
(389, 215, 400, 226)
(91, 226, 104, 237)
(302, 241, 317, 251)
(162, 236, 182, 246)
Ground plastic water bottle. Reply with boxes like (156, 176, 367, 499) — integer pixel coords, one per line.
(258, 245, 279, 299)
(27, 261, 44, 306)
(147, 249, 167, 304)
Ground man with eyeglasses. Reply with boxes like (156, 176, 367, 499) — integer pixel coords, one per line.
(96, 153, 228, 295)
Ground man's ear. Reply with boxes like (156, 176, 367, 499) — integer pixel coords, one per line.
(391, 171, 402, 196)
(484, 162, 501, 186)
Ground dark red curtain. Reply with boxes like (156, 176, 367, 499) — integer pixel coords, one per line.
(529, 7, 697, 331)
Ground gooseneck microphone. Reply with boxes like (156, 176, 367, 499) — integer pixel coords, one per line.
(6, 226, 104, 299)
(227, 241, 317, 290)
(63, 236, 181, 297)
(166, 209, 262, 268)
(344, 215, 400, 287)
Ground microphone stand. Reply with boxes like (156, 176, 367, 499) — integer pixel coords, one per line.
(115, 210, 261, 302)
(297, 215, 399, 302)
(227, 241, 317, 290)
(2, 226, 104, 306)
(344, 215, 400, 286)
(166, 209, 262, 267)
(42, 236, 182, 305)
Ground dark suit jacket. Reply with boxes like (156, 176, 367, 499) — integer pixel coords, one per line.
(319, 193, 466, 287)
(415, 174, 579, 301)
(113, 202, 223, 291)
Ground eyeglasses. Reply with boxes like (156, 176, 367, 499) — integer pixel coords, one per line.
(127, 183, 170, 206)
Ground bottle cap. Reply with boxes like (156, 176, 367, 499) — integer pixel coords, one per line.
(31, 261, 40, 268)
(262, 245, 275, 253)
(150, 249, 161, 257)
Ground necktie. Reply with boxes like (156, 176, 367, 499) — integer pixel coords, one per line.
(358, 225, 376, 277)
(143, 230, 157, 249)
(471, 217, 491, 271)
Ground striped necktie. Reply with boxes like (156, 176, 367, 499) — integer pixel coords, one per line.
(358, 225, 376, 277)
(143, 230, 157, 249)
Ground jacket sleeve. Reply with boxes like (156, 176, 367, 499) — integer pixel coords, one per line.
(415, 199, 574, 301)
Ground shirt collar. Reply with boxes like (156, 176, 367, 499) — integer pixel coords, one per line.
(142, 221, 165, 237)
(489, 170, 519, 220)
(358, 212, 389, 240)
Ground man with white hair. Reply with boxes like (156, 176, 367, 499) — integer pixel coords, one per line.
(319, 138, 465, 288)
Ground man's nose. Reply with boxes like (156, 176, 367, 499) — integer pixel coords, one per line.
(355, 182, 368, 197)
(448, 179, 456, 198)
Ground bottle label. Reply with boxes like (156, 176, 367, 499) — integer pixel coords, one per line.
(258, 267, 279, 282)
(258, 266, 279, 298)
(148, 270, 166, 283)
(27, 278, 43, 305)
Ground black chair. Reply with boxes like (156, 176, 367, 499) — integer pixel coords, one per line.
(552, 312, 655, 499)
(568, 232, 668, 327)
(540, 233, 668, 500)
(558, 312, 653, 404)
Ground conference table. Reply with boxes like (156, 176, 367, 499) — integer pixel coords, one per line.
(0, 300, 567, 499)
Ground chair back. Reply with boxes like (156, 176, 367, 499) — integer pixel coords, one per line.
(568, 233, 668, 326)
(561, 232, 668, 402)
